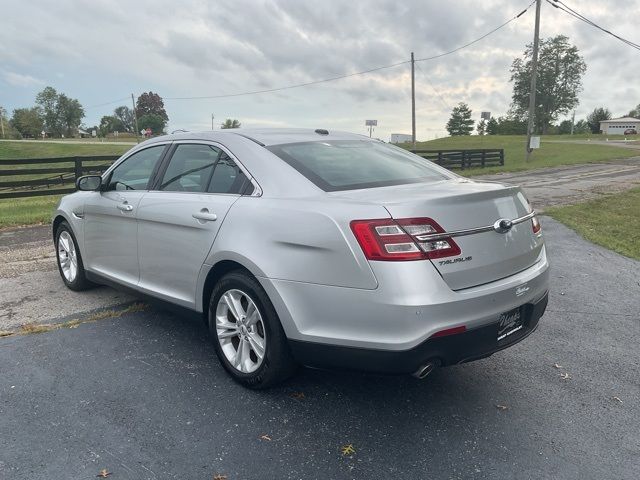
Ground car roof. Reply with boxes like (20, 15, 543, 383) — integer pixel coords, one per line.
(144, 128, 371, 147)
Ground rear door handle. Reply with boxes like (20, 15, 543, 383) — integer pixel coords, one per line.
(117, 203, 133, 212)
(192, 209, 218, 222)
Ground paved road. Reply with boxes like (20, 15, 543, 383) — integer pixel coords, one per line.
(0, 218, 638, 479)
(476, 157, 640, 210)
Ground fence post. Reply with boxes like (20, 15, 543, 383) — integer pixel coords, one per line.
(500, 149, 505, 165)
(481, 150, 486, 168)
(438, 152, 443, 165)
(461, 151, 466, 170)
(74, 157, 83, 186)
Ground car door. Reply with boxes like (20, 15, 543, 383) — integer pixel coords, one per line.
(83, 144, 168, 286)
(136, 142, 255, 308)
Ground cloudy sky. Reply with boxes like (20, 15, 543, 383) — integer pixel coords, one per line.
(1, 0, 638, 140)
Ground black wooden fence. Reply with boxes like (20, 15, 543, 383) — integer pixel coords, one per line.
(0, 155, 119, 199)
(411, 149, 504, 170)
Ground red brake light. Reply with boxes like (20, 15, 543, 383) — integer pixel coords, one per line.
(350, 217, 461, 261)
(532, 215, 541, 234)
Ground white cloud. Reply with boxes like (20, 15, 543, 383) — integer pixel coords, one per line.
(3, 71, 44, 87)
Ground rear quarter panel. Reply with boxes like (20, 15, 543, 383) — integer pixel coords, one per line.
(204, 196, 387, 289)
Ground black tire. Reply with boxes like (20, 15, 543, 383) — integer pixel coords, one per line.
(208, 270, 297, 389)
(54, 221, 93, 291)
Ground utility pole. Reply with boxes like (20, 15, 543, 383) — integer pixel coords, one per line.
(0, 106, 5, 139)
(411, 51, 416, 149)
(525, 0, 542, 162)
(211, 114, 215, 130)
(131, 93, 140, 143)
(570, 110, 575, 135)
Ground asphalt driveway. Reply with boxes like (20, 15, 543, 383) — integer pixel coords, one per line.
(1, 217, 638, 480)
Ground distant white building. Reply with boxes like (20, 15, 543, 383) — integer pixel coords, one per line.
(599, 116, 640, 135)
(390, 133, 412, 143)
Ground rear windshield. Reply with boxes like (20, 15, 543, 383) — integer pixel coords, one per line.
(267, 140, 450, 191)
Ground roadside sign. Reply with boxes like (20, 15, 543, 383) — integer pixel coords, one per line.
(365, 120, 378, 126)
(529, 136, 541, 149)
(481, 111, 491, 120)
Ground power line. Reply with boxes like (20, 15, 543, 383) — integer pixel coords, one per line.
(164, 61, 410, 101)
(82, 1, 536, 107)
(414, 0, 536, 63)
(547, 0, 640, 51)
(164, 0, 536, 102)
(84, 96, 131, 110)
(414, 63, 451, 111)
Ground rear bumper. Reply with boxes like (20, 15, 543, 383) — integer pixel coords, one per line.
(289, 291, 548, 374)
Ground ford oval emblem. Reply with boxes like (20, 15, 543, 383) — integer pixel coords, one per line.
(493, 218, 513, 234)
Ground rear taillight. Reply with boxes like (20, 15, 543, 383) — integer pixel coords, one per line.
(350, 217, 461, 261)
(532, 215, 541, 234)
(526, 198, 542, 234)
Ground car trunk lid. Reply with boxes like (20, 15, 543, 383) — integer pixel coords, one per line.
(333, 178, 544, 290)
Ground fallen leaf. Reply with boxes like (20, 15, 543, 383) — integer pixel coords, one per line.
(290, 392, 305, 400)
(612, 396, 623, 404)
(559, 372, 570, 380)
(341, 444, 356, 456)
(213, 475, 227, 480)
(259, 434, 272, 441)
(96, 469, 111, 478)
(553, 363, 563, 369)
(495, 404, 508, 410)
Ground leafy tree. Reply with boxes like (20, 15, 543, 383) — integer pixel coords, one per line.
(35, 86, 60, 135)
(558, 119, 573, 135)
(486, 117, 498, 135)
(35, 86, 85, 136)
(136, 92, 168, 124)
(220, 118, 241, 129)
(573, 119, 590, 134)
(586, 107, 611, 134)
(113, 106, 135, 132)
(99, 115, 125, 137)
(138, 114, 166, 135)
(445, 103, 474, 136)
(494, 116, 528, 135)
(10, 107, 44, 138)
(510, 35, 587, 134)
(629, 104, 640, 118)
(476, 119, 487, 135)
(57, 94, 85, 137)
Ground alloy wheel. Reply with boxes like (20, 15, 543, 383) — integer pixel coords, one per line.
(215, 289, 266, 374)
(57, 231, 78, 283)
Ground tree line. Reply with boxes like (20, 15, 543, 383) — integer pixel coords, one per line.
(445, 35, 639, 137)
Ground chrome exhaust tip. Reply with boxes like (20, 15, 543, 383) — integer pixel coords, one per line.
(412, 361, 436, 379)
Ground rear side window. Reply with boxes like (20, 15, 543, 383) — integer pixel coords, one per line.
(159, 144, 219, 192)
(267, 140, 450, 191)
(207, 152, 250, 194)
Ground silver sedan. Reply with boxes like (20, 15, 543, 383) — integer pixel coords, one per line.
(54, 129, 549, 388)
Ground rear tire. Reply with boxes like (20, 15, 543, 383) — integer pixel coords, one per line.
(55, 221, 93, 291)
(208, 270, 296, 389)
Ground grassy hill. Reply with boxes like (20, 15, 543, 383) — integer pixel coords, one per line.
(408, 135, 638, 176)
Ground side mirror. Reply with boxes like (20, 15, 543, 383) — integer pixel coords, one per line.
(76, 175, 102, 191)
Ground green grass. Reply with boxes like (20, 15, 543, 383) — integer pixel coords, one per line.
(0, 140, 130, 159)
(0, 141, 131, 228)
(408, 135, 638, 176)
(0, 195, 62, 228)
(546, 188, 640, 260)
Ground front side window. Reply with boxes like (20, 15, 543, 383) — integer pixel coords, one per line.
(159, 144, 220, 192)
(267, 140, 451, 191)
(107, 145, 166, 191)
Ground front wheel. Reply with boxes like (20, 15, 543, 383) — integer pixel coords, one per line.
(208, 270, 296, 388)
(55, 221, 93, 291)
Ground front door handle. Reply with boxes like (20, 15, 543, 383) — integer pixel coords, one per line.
(117, 203, 133, 212)
(192, 209, 218, 222)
